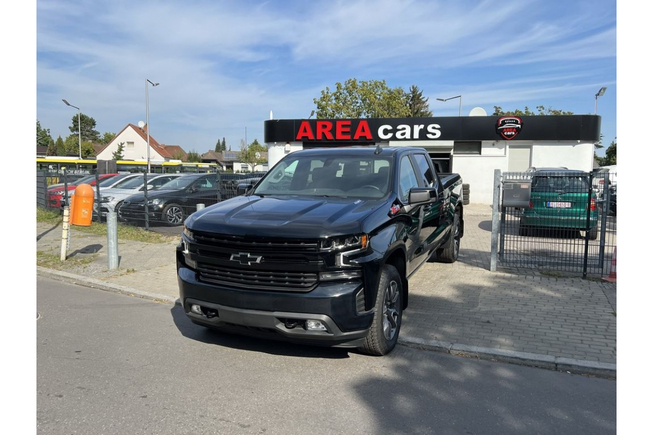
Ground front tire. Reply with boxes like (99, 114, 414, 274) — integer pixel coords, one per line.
(163, 203, 184, 226)
(114, 201, 124, 220)
(359, 264, 403, 356)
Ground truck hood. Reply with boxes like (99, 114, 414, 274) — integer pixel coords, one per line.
(187, 195, 386, 238)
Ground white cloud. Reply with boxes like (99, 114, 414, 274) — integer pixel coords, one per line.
(36, 0, 617, 153)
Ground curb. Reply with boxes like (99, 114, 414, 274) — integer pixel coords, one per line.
(38, 267, 616, 379)
(399, 336, 616, 379)
(37, 267, 180, 306)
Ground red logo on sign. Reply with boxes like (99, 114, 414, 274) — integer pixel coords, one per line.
(296, 120, 373, 141)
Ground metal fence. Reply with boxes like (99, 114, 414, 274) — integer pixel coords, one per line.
(37, 170, 263, 228)
(491, 169, 616, 279)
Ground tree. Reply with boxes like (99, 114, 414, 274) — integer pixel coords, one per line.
(54, 136, 65, 155)
(46, 136, 59, 156)
(64, 135, 95, 158)
(597, 140, 616, 166)
(171, 150, 186, 161)
(239, 139, 267, 172)
(492, 106, 574, 116)
(214, 137, 228, 152)
(187, 150, 202, 162)
(37, 120, 54, 149)
(100, 132, 116, 145)
(313, 79, 411, 118)
(68, 113, 101, 142)
(406, 85, 433, 117)
(112, 142, 125, 160)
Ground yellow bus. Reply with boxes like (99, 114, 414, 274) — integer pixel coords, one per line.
(37, 157, 218, 175)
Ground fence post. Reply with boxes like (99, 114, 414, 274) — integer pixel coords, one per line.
(582, 172, 593, 279)
(490, 169, 501, 272)
(143, 172, 149, 231)
(60, 206, 70, 261)
(63, 168, 69, 210)
(95, 172, 102, 224)
(107, 211, 119, 270)
(216, 170, 222, 202)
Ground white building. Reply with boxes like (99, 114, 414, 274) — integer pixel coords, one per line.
(96, 123, 177, 162)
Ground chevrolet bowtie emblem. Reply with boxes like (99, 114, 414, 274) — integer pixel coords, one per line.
(230, 252, 263, 266)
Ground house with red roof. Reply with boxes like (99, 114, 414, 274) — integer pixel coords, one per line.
(95, 123, 185, 162)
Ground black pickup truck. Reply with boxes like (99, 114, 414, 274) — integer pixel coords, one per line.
(177, 146, 464, 355)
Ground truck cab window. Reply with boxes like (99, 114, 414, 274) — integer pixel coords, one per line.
(398, 156, 419, 203)
(413, 153, 436, 188)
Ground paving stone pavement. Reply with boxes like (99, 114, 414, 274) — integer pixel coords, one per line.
(36, 203, 616, 377)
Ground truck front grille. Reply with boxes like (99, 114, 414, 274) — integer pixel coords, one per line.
(193, 233, 319, 253)
(197, 263, 318, 292)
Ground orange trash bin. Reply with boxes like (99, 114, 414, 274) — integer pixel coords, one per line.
(70, 183, 94, 226)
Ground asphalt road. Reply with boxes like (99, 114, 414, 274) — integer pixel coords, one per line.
(37, 276, 616, 435)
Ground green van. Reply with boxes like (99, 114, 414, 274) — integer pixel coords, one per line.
(519, 169, 598, 239)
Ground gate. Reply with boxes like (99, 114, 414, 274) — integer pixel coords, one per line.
(490, 169, 616, 279)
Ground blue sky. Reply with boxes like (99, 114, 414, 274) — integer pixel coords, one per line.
(34, 0, 617, 156)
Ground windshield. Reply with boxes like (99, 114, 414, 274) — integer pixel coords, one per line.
(98, 174, 130, 187)
(158, 176, 199, 190)
(113, 175, 147, 189)
(253, 154, 392, 198)
(74, 175, 98, 185)
(532, 174, 590, 192)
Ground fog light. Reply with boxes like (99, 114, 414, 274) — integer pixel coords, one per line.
(306, 320, 327, 331)
(190, 304, 202, 315)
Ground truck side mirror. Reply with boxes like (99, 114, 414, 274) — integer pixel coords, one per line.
(409, 187, 436, 205)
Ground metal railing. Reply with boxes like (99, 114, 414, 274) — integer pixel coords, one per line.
(38, 170, 263, 229)
(491, 169, 616, 279)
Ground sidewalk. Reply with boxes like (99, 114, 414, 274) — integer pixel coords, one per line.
(36, 203, 616, 377)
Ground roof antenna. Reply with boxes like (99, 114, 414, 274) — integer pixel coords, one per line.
(374, 143, 383, 155)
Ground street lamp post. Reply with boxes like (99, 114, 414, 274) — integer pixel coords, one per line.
(62, 99, 82, 158)
(437, 95, 462, 116)
(595, 87, 607, 114)
(146, 79, 159, 173)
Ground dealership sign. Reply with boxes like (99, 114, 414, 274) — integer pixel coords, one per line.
(295, 120, 442, 141)
(264, 116, 601, 143)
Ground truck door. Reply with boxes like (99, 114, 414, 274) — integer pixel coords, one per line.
(397, 155, 425, 276)
(411, 153, 447, 253)
(186, 175, 219, 214)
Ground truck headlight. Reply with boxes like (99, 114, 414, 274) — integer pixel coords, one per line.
(182, 225, 195, 241)
(319, 234, 368, 252)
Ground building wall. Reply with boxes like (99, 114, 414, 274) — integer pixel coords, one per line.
(234, 162, 269, 173)
(96, 127, 165, 162)
(530, 141, 595, 171)
(450, 141, 508, 205)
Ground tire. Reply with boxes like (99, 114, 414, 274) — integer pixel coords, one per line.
(114, 201, 124, 220)
(359, 264, 403, 356)
(436, 213, 461, 263)
(519, 224, 529, 237)
(162, 203, 184, 226)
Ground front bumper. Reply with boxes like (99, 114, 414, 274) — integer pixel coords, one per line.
(119, 204, 162, 222)
(177, 264, 374, 348)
